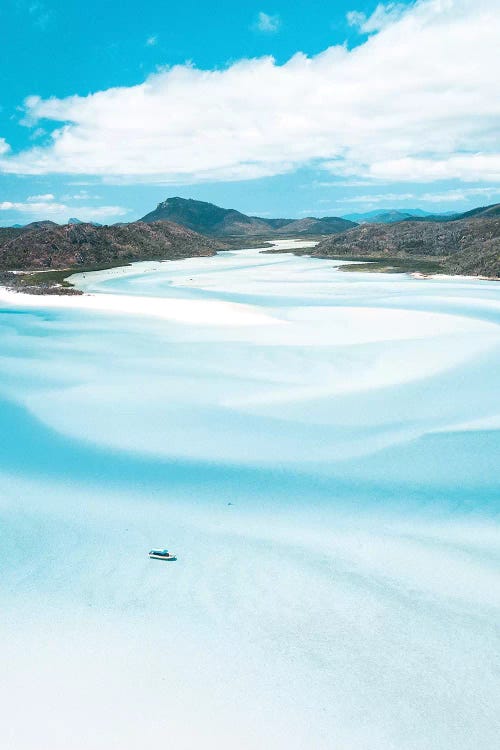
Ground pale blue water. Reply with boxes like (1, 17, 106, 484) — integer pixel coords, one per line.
(1, 244, 499, 749)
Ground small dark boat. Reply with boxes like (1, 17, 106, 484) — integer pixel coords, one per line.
(149, 549, 177, 561)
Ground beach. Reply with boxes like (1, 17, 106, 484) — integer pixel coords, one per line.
(1, 240, 499, 749)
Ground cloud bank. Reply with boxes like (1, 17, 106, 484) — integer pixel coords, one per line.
(338, 186, 499, 204)
(0, 0, 498, 185)
(0, 196, 128, 223)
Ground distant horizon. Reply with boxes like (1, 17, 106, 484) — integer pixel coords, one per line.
(1, 179, 498, 228)
(1, 196, 497, 228)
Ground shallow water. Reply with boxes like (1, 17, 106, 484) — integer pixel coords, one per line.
(1, 241, 499, 749)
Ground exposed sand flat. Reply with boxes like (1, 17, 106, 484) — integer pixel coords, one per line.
(0, 286, 280, 327)
(1, 243, 499, 750)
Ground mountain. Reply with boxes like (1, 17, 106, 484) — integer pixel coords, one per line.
(341, 203, 500, 225)
(407, 203, 500, 222)
(455, 203, 500, 219)
(312, 210, 500, 277)
(0, 221, 58, 231)
(23, 220, 60, 230)
(270, 216, 356, 235)
(0, 221, 224, 274)
(2, 201, 498, 286)
(141, 197, 271, 235)
(141, 197, 355, 236)
(254, 218, 294, 229)
(342, 209, 435, 223)
(68, 217, 102, 226)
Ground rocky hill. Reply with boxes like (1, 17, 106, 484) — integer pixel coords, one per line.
(400, 203, 500, 223)
(342, 209, 434, 223)
(274, 216, 355, 235)
(0, 220, 224, 276)
(341, 203, 500, 225)
(141, 197, 270, 235)
(457, 203, 500, 219)
(312, 212, 500, 277)
(23, 220, 60, 230)
(141, 197, 355, 237)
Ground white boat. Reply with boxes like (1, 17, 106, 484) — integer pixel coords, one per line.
(149, 549, 177, 561)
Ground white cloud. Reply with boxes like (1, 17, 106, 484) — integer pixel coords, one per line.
(339, 192, 416, 204)
(347, 3, 407, 33)
(0, 197, 128, 223)
(420, 187, 500, 203)
(345, 10, 365, 28)
(255, 11, 281, 33)
(60, 190, 102, 200)
(29, 127, 47, 140)
(331, 154, 500, 183)
(0, 138, 10, 156)
(338, 186, 500, 204)
(27, 193, 55, 202)
(146, 35, 158, 47)
(0, 0, 498, 186)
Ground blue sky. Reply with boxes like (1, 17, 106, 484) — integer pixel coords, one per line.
(0, 0, 498, 225)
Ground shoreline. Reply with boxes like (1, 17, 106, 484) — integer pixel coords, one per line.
(0, 237, 497, 314)
(0, 238, 316, 295)
(262, 246, 499, 280)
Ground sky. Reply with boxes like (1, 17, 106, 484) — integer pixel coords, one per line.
(0, 0, 499, 225)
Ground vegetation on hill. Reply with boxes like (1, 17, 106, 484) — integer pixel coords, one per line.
(140, 197, 355, 237)
(0, 220, 225, 293)
(312, 212, 500, 277)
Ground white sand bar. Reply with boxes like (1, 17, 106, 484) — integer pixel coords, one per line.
(0, 286, 280, 327)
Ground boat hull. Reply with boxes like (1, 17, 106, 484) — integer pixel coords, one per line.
(149, 553, 177, 561)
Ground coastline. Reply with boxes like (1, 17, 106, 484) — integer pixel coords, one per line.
(262, 246, 499, 280)
(0, 239, 307, 295)
(1, 233, 497, 296)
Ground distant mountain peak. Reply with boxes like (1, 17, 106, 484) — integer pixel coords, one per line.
(341, 209, 434, 224)
(23, 220, 60, 230)
(141, 197, 355, 237)
(340, 205, 500, 224)
(68, 217, 102, 226)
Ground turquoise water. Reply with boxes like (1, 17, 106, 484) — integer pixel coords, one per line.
(1, 245, 499, 749)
